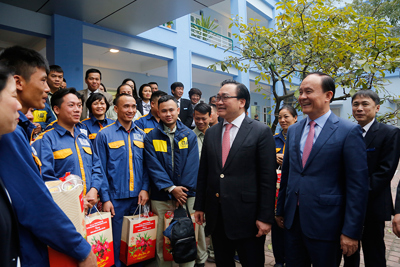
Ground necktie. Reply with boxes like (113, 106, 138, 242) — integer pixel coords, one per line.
(302, 121, 316, 167)
(222, 124, 233, 167)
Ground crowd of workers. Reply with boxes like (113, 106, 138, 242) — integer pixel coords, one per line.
(0, 45, 400, 267)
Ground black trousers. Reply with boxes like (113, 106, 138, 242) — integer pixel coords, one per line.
(211, 207, 266, 267)
(271, 219, 285, 264)
(342, 220, 386, 267)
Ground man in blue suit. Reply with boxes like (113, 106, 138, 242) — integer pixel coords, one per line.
(275, 72, 369, 267)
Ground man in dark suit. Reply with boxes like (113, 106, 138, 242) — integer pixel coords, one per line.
(194, 80, 277, 267)
(275, 72, 369, 267)
(80, 68, 113, 120)
(171, 82, 193, 128)
(343, 90, 400, 267)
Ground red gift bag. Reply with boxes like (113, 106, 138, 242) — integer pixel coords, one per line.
(120, 211, 158, 265)
(86, 211, 114, 267)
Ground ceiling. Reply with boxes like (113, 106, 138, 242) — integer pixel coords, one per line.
(0, 0, 224, 35)
(0, 0, 269, 91)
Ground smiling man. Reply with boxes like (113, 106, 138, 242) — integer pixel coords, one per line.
(171, 82, 193, 128)
(31, 88, 104, 212)
(94, 93, 149, 267)
(80, 68, 113, 120)
(276, 73, 369, 267)
(194, 80, 277, 267)
(343, 90, 400, 267)
(144, 95, 199, 267)
(0, 46, 97, 267)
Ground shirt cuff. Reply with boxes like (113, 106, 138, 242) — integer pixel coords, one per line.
(164, 185, 176, 193)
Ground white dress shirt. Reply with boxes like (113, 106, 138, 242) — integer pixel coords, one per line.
(221, 112, 246, 147)
(362, 118, 375, 137)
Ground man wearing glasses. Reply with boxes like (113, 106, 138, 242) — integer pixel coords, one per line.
(194, 80, 277, 267)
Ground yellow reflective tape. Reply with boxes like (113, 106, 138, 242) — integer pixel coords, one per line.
(32, 153, 42, 174)
(53, 148, 73, 159)
(133, 140, 144, 148)
(89, 133, 97, 140)
(74, 141, 87, 196)
(153, 140, 167, 152)
(128, 132, 134, 191)
(82, 147, 92, 155)
(178, 137, 188, 149)
(276, 148, 281, 153)
(144, 128, 153, 133)
(108, 140, 125, 149)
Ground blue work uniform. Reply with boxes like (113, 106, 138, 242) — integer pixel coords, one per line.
(45, 120, 88, 136)
(32, 103, 56, 130)
(31, 123, 104, 196)
(0, 112, 91, 267)
(80, 116, 114, 143)
(135, 112, 159, 134)
(144, 120, 199, 201)
(18, 110, 36, 143)
(94, 120, 148, 267)
(274, 130, 286, 154)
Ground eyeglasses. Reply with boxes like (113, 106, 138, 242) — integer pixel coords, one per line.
(216, 95, 239, 102)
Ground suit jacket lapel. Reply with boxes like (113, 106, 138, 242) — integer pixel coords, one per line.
(223, 117, 252, 170)
(303, 113, 338, 170)
(295, 119, 307, 168)
(364, 120, 379, 147)
(215, 121, 224, 169)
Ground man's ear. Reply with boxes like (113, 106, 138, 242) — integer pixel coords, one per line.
(239, 99, 246, 109)
(326, 91, 334, 102)
(53, 105, 60, 116)
(114, 105, 118, 114)
(14, 75, 24, 93)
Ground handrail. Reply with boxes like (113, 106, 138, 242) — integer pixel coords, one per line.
(190, 23, 233, 50)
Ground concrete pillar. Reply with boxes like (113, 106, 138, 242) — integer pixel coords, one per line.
(47, 15, 83, 90)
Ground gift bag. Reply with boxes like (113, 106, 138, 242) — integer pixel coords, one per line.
(86, 209, 114, 267)
(275, 170, 282, 210)
(163, 210, 199, 261)
(46, 174, 86, 267)
(163, 211, 175, 261)
(120, 205, 158, 265)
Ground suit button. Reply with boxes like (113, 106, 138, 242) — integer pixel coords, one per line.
(220, 174, 224, 178)
(216, 193, 219, 197)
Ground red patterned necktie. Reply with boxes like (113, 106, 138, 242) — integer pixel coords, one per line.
(302, 121, 316, 167)
(222, 124, 233, 167)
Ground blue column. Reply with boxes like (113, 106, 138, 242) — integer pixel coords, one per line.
(47, 15, 83, 90)
(230, 0, 247, 49)
(231, 0, 251, 114)
(167, 15, 192, 97)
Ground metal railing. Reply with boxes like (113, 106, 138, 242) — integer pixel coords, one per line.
(190, 23, 233, 50)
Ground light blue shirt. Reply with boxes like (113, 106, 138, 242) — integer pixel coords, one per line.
(300, 110, 331, 157)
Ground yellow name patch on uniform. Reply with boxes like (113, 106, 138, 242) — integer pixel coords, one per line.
(178, 137, 188, 149)
(153, 140, 167, 152)
(33, 110, 47, 123)
(108, 140, 125, 149)
(53, 148, 73, 159)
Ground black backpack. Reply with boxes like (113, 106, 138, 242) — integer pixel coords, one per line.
(164, 202, 197, 263)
